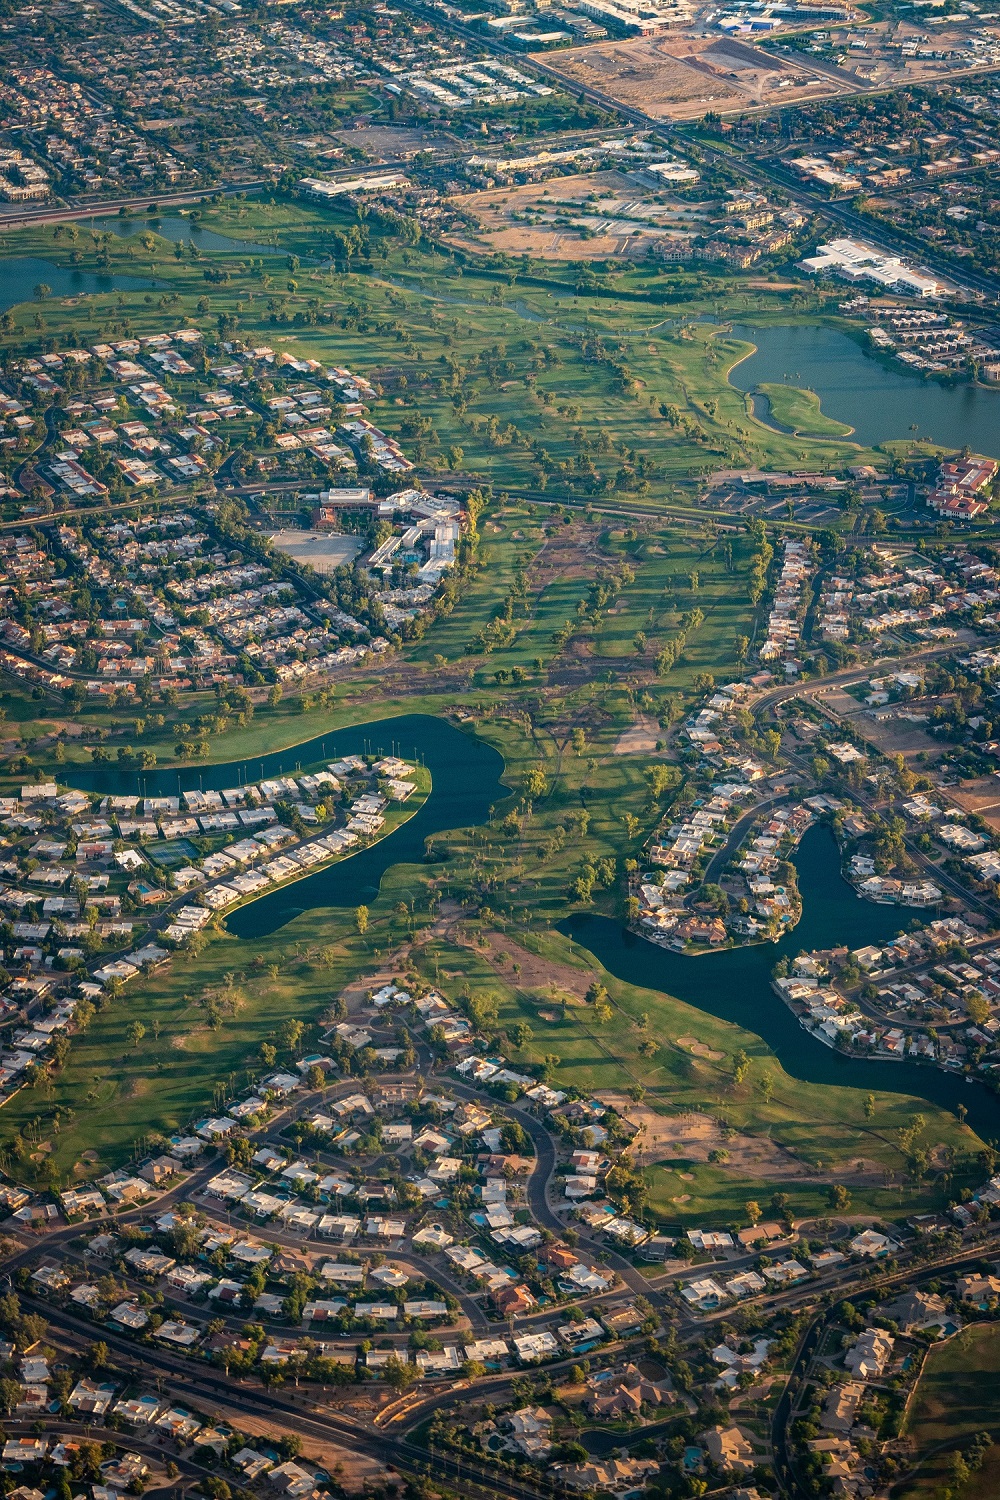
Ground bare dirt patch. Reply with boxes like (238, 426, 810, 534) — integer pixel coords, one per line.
(536, 34, 842, 119)
(192, 1398, 388, 1494)
(614, 714, 665, 756)
(445, 925, 592, 1002)
(813, 689, 945, 765)
(675, 1034, 725, 1061)
(599, 1092, 884, 1184)
(537, 37, 745, 118)
(443, 169, 674, 261)
(851, 712, 944, 763)
(945, 777, 1000, 833)
(528, 521, 611, 591)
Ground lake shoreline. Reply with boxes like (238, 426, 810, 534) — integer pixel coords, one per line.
(561, 823, 1000, 1141)
(725, 319, 1000, 457)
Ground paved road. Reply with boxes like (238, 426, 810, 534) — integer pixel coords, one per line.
(20, 1290, 554, 1500)
(448, 1078, 662, 1305)
(0, 181, 272, 232)
(398, 0, 1000, 306)
(771, 1233, 1000, 1499)
(698, 788, 794, 890)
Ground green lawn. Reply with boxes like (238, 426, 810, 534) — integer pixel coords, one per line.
(0, 199, 888, 522)
(645, 1158, 953, 1228)
(0, 195, 983, 1206)
(0, 499, 757, 793)
(898, 1323, 1000, 1500)
(757, 382, 854, 439)
(410, 922, 979, 1229)
(2, 844, 441, 1181)
(0, 689, 982, 1221)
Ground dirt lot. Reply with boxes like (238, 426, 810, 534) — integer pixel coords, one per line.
(809, 685, 944, 765)
(944, 776, 1000, 833)
(443, 168, 700, 261)
(851, 710, 944, 763)
(615, 714, 663, 755)
(535, 35, 842, 120)
(601, 1091, 887, 1184)
(537, 37, 744, 119)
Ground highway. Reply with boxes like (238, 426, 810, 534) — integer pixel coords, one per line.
(0, 182, 272, 233)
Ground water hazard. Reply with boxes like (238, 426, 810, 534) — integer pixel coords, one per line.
(65, 713, 507, 939)
(83, 214, 284, 256)
(0, 257, 160, 315)
(67, 716, 1000, 1130)
(726, 321, 1000, 458)
(562, 822, 1000, 1140)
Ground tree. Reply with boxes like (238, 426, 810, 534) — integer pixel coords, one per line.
(828, 1183, 851, 1212)
(280, 1018, 304, 1054)
(647, 764, 675, 799)
(966, 993, 990, 1028)
(745, 1199, 761, 1226)
(127, 1021, 146, 1049)
(355, 905, 369, 935)
(381, 1354, 418, 1393)
(508, 1021, 533, 1050)
(864, 1093, 876, 1121)
(524, 765, 548, 801)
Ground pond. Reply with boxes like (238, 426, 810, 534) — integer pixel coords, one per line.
(64, 715, 1000, 1131)
(65, 713, 507, 939)
(82, 214, 284, 256)
(560, 823, 1000, 1141)
(0, 257, 160, 315)
(726, 321, 1000, 458)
